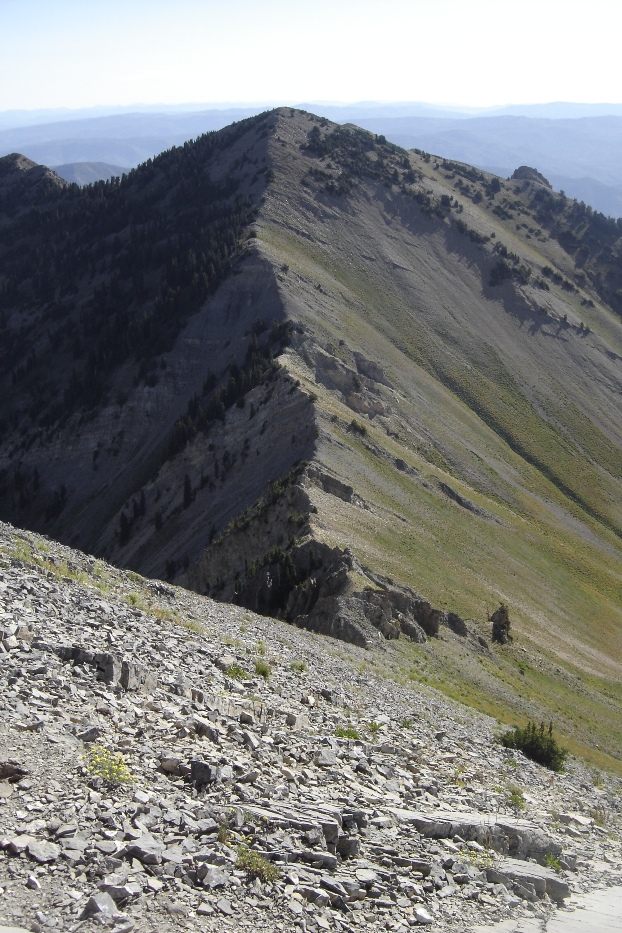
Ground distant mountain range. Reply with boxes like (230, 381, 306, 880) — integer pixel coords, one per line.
(1, 102, 622, 215)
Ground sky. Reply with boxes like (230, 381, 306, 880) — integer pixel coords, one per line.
(1, 0, 621, 112)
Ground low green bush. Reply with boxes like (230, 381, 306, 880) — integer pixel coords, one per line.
(254, 659, 271, 680)
(499, 721, 568, 772)
(236, 844, 281, 882)
(506, 783, 526, 810)
(226, 663, 249, 681)
(85, 746, 132, 786)
(543, 852, 562, 872)
(335, 726, 360, 740)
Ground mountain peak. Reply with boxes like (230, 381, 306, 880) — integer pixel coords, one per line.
(0, 151, 67, 209)
(1, 111, 622, 764)
(511, 164, 552, 187)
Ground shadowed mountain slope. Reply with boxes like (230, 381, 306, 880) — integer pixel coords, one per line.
(1, 110, 622, 765)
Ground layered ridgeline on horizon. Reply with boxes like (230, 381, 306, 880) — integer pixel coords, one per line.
(1, 101, 622, 216)
(1, 108, 621, 766)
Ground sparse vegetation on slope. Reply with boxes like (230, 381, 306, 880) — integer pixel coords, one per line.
(1, 108, 622, 771)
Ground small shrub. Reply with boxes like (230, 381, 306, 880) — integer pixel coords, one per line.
(349, 418, 367, 436)
(290, 659, 307, 673)
(506, 783, 526, 810)
(85, 746, 132, 786)
(254, 659, 271, 680)
(335, 726, 360, 740)
(367, 721, 382, 738)
(543, 852, 562, 872)
(236, 844, 281, 883)
(499, 721, 568, 772)
(489, 258, 514, 287)
(226, 663, 249, 681)
(217, 820, 231, 844)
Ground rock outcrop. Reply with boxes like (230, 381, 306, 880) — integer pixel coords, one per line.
(491, 605, 512, 644)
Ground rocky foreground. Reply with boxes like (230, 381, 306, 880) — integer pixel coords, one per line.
(0, 522, 621, 933)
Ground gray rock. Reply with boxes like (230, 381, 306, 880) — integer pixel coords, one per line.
(160, 753, 181, 773)
(216, 897, 234, 915)
(125, 835, 164, 865)
(299, 885, 330, 906)
(315, 748, 337, 767)
(193, 716, 220, 743)
(94, 652, 123, 684)
(77, 726, 103, 742)
(337, 834, 361, 858)
(356, 868, 378, 885)
(487, 857, 570, 903)
(285, 712, 307, 729)
(190, 759, 215, 785)
(214, 764, 234, 782)
(99, 881, 142, 902)
(120, 659, 157, 692)
(199, 865, 230, 889)
(3, 834, 36, 854)
(26, 840, 61, 863)
(81, 890, 121, 919)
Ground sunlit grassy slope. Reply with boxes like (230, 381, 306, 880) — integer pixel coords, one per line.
(257, 110, 622, 769)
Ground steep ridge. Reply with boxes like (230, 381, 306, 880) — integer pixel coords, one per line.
(1, 110, 622, 764)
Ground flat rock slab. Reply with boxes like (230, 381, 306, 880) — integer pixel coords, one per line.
(240, 802, 341, 843)
(473, 884, 622, 932)
(471, 919, 542, 932)
(547, 886, 622, 932)
(27, 840, 61, 863)
(388, 807, 559, 860)
(487, 856, 569, 902)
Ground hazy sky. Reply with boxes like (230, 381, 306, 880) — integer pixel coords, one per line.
(1, 0, 621, 112)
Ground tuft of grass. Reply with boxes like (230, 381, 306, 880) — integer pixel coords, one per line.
(226, 663, 249, 681)
(543, 853, 562, 872)
(236, 844, 281, 883)
(506, 783, 526, 810)
(217, 821, 231, 844)
(335, 726, 360, 740)
(290, 659, 307, 673)
(254, 659, 271, 680)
